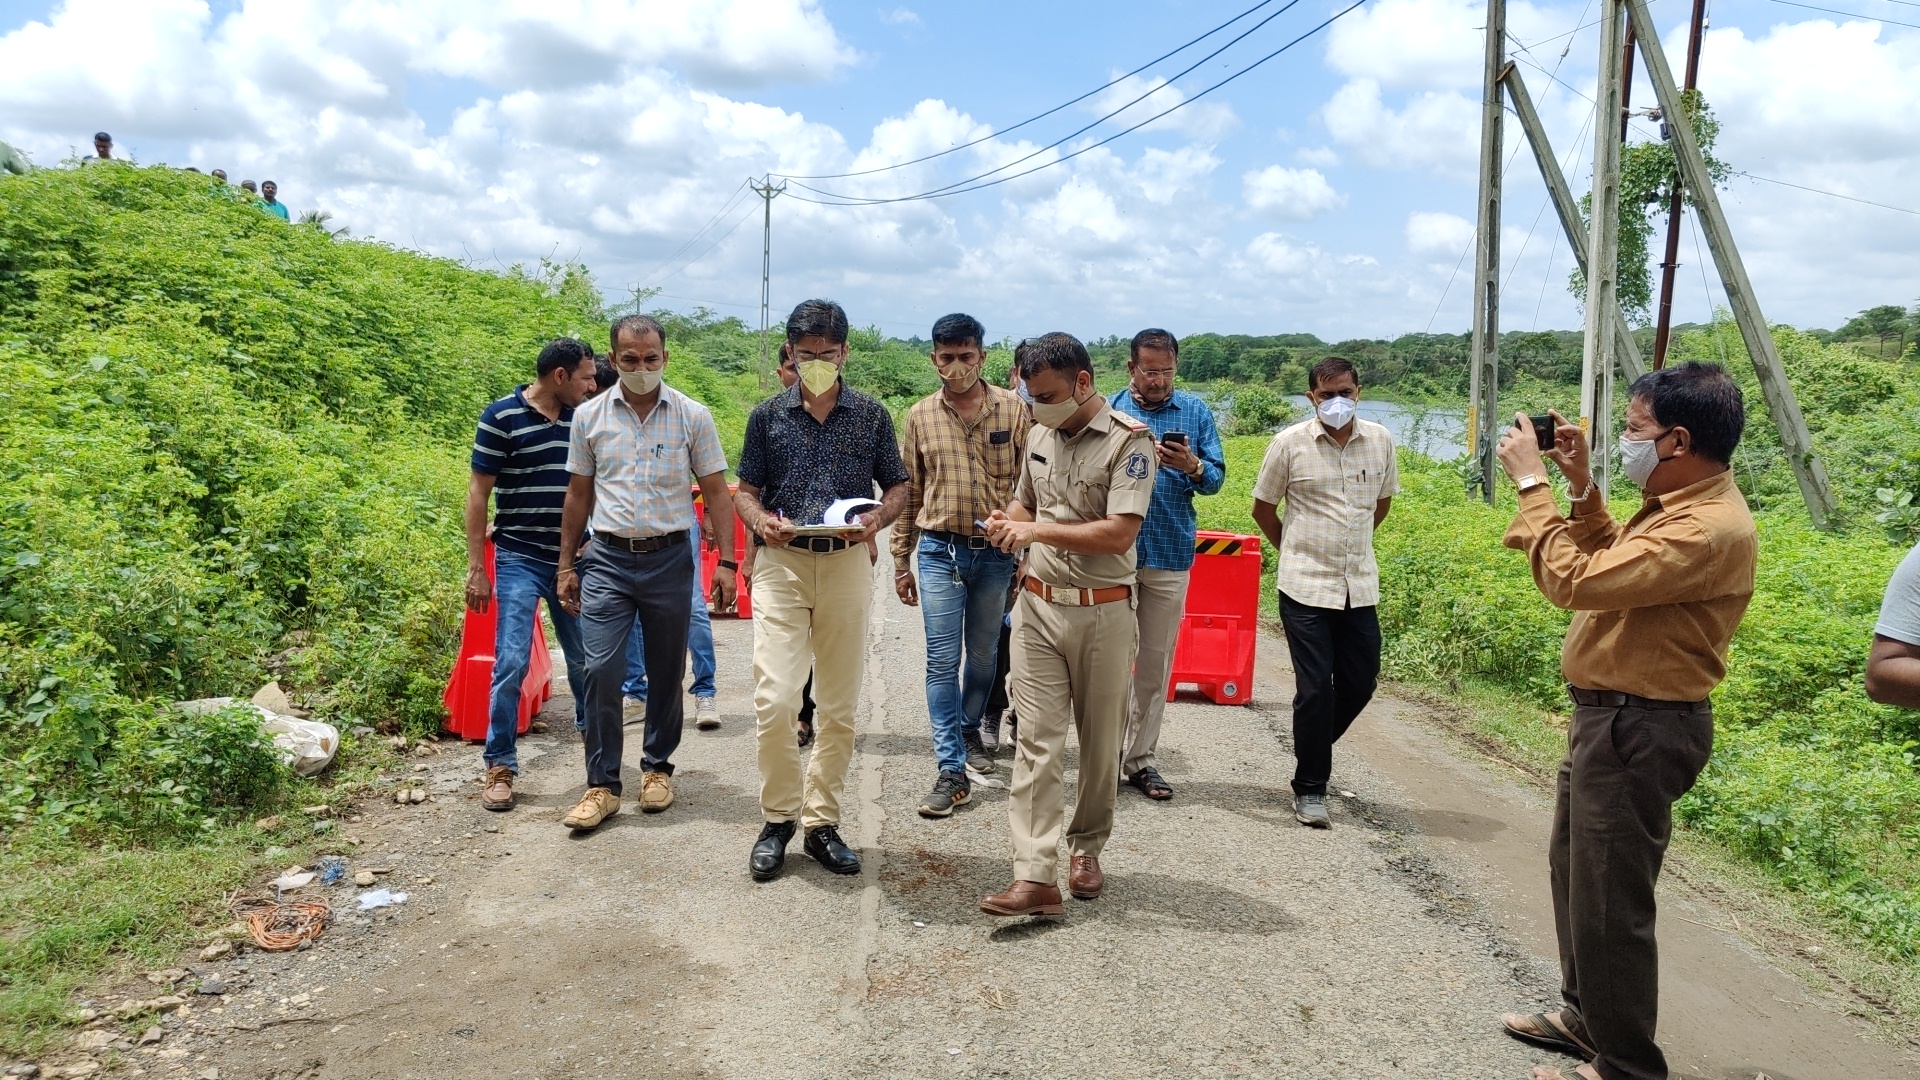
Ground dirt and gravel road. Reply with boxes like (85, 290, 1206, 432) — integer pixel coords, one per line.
(76, 558, 1918, 1079)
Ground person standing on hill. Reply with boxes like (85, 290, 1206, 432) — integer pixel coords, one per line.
(980, 333, 1155, 916)
(894, 313, 1029, 819)
(735, 298, 908, 882)
(260, 180, 290, 221)
(1107, 328, 1225, 802)
(84, 132, 112, 161)
(556, 315, 736, 832)
(466, 338, 600, 812)
(1249, 356, 1396, 829)
(1492, 362, 1757, 1080)
(1867, 540, 1920, 709)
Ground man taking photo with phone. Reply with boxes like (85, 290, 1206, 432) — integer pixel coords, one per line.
(1106, 328, 1224, 801)
(1492, 362, 1757, 1080)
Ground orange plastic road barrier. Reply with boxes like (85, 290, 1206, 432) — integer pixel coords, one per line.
(1165, 530, 1261, 705)
(443, 540, 553, 741)
(692, 483, 752, 620)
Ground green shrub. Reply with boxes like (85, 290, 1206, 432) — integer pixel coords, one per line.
(1228, 385, 1294, 436)
(103, 704, 285, 837)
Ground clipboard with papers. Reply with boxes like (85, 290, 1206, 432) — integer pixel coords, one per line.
(784, 497, 880, 537)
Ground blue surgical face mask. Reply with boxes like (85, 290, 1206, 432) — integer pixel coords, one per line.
(1017, 383, 1033, 405)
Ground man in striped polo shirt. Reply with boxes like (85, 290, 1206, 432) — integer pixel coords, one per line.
(466, 337, 600, 811)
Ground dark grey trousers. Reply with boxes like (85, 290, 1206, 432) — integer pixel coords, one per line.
(1551, 698, 1714, 1080)
(578, 540, 694, 795)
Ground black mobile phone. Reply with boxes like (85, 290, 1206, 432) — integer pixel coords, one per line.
(1514, 414, 1555, 451)
(1162, 431, 1189, 448)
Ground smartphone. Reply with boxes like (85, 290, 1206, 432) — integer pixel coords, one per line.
(1514, 414, 1555, 451)
(1162, 431, 1189, 448)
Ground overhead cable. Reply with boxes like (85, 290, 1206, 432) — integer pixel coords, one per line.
(778, 0, 1294, 181)
(1754, 0, 1920, 28)
(787, 0, 1363, 207)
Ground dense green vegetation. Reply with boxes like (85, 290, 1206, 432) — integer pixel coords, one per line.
(3, 161, 1919, 1050)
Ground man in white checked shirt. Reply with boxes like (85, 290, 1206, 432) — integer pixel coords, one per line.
(555, 315, 736, 832)
(1249, 357, 1396, 831)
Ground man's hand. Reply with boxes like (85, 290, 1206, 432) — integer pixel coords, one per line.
(984, 509, 1038, 554)
(850, 510, 883, 547)
(699, 513, 717, 549)
(1496, 411, 1548, 482)
(709, 566, 738, 611)
(465, 565, 492, 614)
(1156, 438, 1201, 477)
(896, 567, 919, 606)
(757, 511, 798, 547)
(1544, 409, 1593, 493)
(557, 567, 581, 615)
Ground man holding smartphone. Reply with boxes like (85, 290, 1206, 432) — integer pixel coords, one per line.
(1106, 328, 1225, 800)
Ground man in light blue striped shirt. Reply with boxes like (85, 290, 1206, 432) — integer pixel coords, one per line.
(1105, 329, 1225, 802)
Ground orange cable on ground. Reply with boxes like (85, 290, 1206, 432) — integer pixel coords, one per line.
(233, 897, 332, 952)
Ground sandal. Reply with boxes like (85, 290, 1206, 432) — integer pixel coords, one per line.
(1127, 766, 1173, 800)
(1502, 1011, 1596, 1059)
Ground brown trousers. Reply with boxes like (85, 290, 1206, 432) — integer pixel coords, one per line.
(1551, 698, 1714, 1080)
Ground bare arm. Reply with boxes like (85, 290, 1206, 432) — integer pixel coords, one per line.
(464, 471, 497, 613)
(1866, 635, 1920, 709)
(555, 472, 595, 614)
(852, 481, 910, 545)
(695, 470, 737, 609)
(733, 481, 796, 546)
(1373, 496, 1392, 530)
(1251, 498, 1283, 554)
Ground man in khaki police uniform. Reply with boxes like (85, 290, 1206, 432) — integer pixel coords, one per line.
(981, 332, 1156, 917)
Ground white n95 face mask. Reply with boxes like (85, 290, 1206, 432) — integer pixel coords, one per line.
(1316, 396, 1356, 429)
(618, 367, 661, 395)
(1618, 430, 1671, 487)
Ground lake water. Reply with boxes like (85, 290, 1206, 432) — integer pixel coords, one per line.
(1284, 396, 1468, 461)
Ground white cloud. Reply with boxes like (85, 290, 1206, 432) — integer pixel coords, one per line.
(880, 7, 921, 25)
(1134, 145, 1222, 204)
(1087, 73, 1239, 141)
(1319, 78, 1478, 176)
(1324, 0, 1565, 92)
(1405, 211, 1473, 257)
(1243, 166, 1346, 220)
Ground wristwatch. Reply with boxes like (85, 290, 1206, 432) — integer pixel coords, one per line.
(1515, 474, 1549, 494)
(718, 559, 738, 571)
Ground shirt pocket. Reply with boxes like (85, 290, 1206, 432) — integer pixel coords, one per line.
(979, 430, 1020, 484)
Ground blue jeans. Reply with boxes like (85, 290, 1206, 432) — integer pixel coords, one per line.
(483, 549, 587, 773)
(917, 533, 1017, 775)
(622, 529, 715, 699)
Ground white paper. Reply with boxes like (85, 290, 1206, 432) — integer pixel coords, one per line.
(822, 497, 881, 527)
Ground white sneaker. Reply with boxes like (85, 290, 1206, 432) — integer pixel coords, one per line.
(694, 696, 719, 731)
(622, 695, 645, 727)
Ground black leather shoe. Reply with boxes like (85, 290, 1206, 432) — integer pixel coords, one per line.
(750, 820, 796, 881)
(803, 824, 861, 875)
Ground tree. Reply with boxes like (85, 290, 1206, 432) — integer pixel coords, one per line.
(1837, 304, 1910, 357)
(295, 208, 348, 238)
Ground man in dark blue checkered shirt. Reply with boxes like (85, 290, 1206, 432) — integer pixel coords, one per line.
(1105, 328, 1225, 802)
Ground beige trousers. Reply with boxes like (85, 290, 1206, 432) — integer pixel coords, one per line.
(752, 544, 872, 828)
(1121, 568, 1190, 776)
(1006, 588, 1138, 883)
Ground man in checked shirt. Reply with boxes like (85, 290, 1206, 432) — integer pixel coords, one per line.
(893, 313, 1030, 819)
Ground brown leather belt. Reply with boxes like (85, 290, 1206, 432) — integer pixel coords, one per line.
(596, 531, 688, 554)
(1023, 577, 1131, 607)
(1567, 685, 1707, 712)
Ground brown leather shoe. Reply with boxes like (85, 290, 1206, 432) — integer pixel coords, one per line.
(562, 787, 620, 831)
(1068, 855, 1104, 900)
(481, 766, 514, 811)
(639, 771, 674, 813)
(980, 880, 1066, 917)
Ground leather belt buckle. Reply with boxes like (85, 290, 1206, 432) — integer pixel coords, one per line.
(793, 537, 847, 554)
(964, 535, 992, 550)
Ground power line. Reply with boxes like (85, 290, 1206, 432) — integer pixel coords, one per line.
(1733, 170, 1920, 216)
(1754, 0, 1920, 28)
(630, 180, 751, 286)
(779, 0, 1293, 181)
(785, 0, 1313, 204)
(644, 201, 760, 288)
(787, 0, 1362, 207)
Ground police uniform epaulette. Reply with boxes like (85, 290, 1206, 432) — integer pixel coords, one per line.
(1116, 413, 1149, 433)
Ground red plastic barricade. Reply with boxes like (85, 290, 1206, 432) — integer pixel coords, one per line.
(1165, 530, 1261, 705)
(692, 483, 752, 619)
(443, 540, 553, 741)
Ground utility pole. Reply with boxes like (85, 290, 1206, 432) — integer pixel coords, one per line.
(1580, 0, 1628, 499)
(1467, 0, 1505, 502)
(750, 174, 787, 391)
(1502, 64, 1647, 384)
(1624, 0, 1836, 527)
(1650, 0, 1708, 368)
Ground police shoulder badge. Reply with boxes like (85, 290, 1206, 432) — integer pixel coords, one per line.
(1125, 452, 1150, 479)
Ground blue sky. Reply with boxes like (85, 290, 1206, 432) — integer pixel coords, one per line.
(2, 0, 1916, 342)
